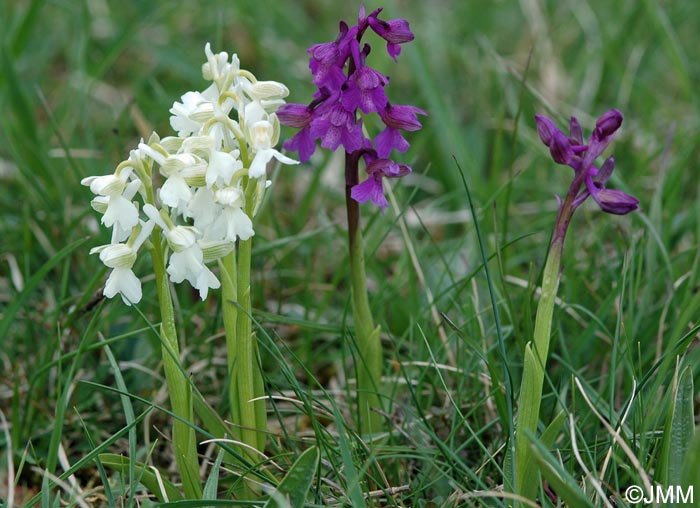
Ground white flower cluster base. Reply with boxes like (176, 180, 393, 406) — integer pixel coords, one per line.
(83, 43, 298, 305)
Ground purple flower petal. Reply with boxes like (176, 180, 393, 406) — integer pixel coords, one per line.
(368, 16, 414, 44)
(367, 15, 414, 60)
(375, 127, 409, 158)
(366, 156, 411, 178)
(341, 65, 389, 114)
(351, 173, 388, 210)
(592, 156, 615, 185)
(380, 103, 426, 131)
(277, 103, 312, 128)
(308, 22, 356, 91)
(283, 128, 316, 163)
(310, 102, 363, 153)
(280, 6, 424, 177)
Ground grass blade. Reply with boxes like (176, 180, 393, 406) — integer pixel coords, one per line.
(101, 338, 138, 508)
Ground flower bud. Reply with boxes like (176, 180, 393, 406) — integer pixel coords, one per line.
(380, 103, 426, 131)
(569, 116, 583, 144)
(182, 135, 214, 157)
(595, 188, 639, 215)
(97, 244, 137, 269)
(535, 115, 558, 146)
(549, 130, 573, 165)
(200, 240, 235, 263)
(162, 153, 200, 176)
(594, 109, 623, 138)
(189, 100, 215, 123)
(167, 226, 197, 252)
(249, 80, 290, 100)
(85, 174, 125, 196)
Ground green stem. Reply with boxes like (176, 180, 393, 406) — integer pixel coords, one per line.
(234, 235, 266, 456)
(151, 235, 202, 499)
(515, 194, 576, 503)
(345, 152, 382, 436)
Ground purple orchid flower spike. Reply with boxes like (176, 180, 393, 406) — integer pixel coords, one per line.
(277, 5, 425, 436)
(278, 4, 425, 210)
(516, 108, 636, 503)
(535, 109, 638, 217)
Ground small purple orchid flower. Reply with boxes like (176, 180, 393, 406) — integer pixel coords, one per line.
(534, 109, 638, 219)
(351, 150, 411, 210)
(278, 5, 426, 211)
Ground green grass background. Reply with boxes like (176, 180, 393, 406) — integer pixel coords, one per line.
(1, 0, 699, 506)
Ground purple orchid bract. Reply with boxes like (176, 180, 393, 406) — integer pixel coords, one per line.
(535, 109, 639, 220)
(277, 5, 426, 211)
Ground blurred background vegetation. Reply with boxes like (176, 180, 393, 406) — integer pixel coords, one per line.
(1, 0, 699, 505)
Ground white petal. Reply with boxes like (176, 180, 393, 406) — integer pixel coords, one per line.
(159, 175, 192, 208)
(248, 119, 273, 150)
(272, 150, 299, 166)
(142, 203, 168, 232)
(188, 188, 219, 230)
(225, 207, 254, 241)
(102, 195, 139, 230)
(167, 247, 203, 284)
(166, 251, 190, 283)
(81, 175, 98, 187)
(207, 150, 241, 187)
(137, 143, 166, 166)
(248, 149, 273, 178)
(104, 268, 142, 305)
(194, 266, 220, 300)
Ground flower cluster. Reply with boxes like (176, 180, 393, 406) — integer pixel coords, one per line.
(277, 6, 426, 210)
(82, 44, 297, 305)
(535, 109, 639, 215)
